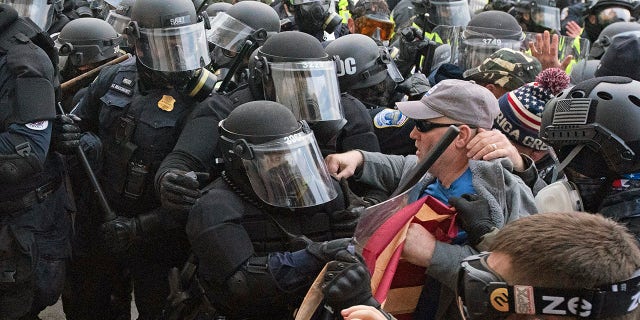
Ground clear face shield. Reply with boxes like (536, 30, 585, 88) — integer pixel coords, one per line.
(597, 7, 632, 27)
(468, 0, 489, 17)
(428, 0, 472, 27)
(207, 12, 254, 54)
(381, 47, 405, 83)
(530, 5, 561, 31)
(260, 60, 344, 122)
(1, 0, 53, 30)
(132, 21, 211, 72)
(106, 10, 130, 47)
(238, 130, 338, 208)
(451, 25, 526, 70)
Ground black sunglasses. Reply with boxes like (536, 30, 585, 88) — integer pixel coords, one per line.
(414, 120, 475, 133)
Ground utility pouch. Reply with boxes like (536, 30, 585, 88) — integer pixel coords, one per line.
(0, 224, 35, 286)
(124, 161, 148, 200)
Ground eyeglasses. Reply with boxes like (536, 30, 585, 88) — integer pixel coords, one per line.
(414, 120, 475, 133)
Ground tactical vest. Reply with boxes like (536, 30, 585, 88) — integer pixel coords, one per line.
(210, 177, 346, 256)
(96, 60, 196, 214)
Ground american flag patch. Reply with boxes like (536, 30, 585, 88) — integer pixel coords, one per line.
(552, 98, 592, 125)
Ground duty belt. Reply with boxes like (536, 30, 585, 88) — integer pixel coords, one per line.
(0, 178, 61, 213)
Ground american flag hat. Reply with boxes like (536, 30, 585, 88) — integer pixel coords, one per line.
(495, 68, 570, 150)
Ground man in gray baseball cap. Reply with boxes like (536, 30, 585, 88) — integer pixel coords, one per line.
(395, 78, 499, 129)
(323, 78, 536, 320)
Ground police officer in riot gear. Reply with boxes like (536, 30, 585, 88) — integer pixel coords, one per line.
(0, 4, 70, 319)
(288, 0, 344, 41)
(412, 0, 472, 36)
(56, 17, 122, 81)
(325, 34, 415, 156)
(104, 0, 135, 53)
(56, 17, 123, 111)
(187, 101, 357, 319)
(509, 0, 562, 33)
(222, 31, 380, 155)
(207, 0, 280, 91)
(561, 0, 639, 43)
(588, 21, 640, 59)
(1, 0, 75, 34)
(455, 10, 526, 71)
(540, 76, 640, 241)
(326, 34, 404, 109)
(57, 0, 220, 318)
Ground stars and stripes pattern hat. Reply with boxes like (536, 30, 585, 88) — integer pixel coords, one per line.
(495, 68, 570, 150)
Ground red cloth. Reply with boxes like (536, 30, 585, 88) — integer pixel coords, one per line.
(361, 195, 458, 316)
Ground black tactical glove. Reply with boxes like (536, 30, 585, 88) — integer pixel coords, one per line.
(397, 27, 431, 63)
(322, 251, 380, 314)
(100, 216, 140, 253)
(52, 114, 82, 155)
(329, 207, 363, 239)
(306, 238, 354, 264)
(396, 72, 431, 99)
(159, 170, 209, 213)
(448, 194, 495, 246)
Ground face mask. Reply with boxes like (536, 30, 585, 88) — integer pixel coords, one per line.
(534, 180, 584, 213)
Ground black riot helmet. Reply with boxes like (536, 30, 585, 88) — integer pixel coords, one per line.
(126, 0, 210, 74)
(325, 33, 403, 91)
(219, 100, 338, 208)
(0, 0, 64, 31)
(540, 76, 640, 178)
(56, 17, 122, 79)
(412, 0, 472, 32)
(288, 0, 343, 35)
(588, 21, 640, 59)
(207, 1, 280, 70)
(455, 10, 525, 70)
(250, 31, 344, 124)
(205, 2, 231, 18)
(510, 0, 561, 32)
(583, 0, 639, 43)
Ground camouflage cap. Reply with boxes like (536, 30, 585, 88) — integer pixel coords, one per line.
(462, 48, 542, 91)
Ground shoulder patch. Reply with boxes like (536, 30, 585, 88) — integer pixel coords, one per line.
(373, 109, 409, 128)
(25, 120, 49, 131)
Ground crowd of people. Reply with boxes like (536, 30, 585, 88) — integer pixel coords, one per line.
(1, 0, 640, 319)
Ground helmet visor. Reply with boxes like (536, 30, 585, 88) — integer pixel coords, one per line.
(264, 60, 344, 122)
(380, 46, 404, 83)
(597, 7, 632, 26)
(135, 21, 211, 72)
(207, 12, 254, 53)
(354, 14, 395, 40)
(106, 10, 130, 33)
(429, 0, 471, 27)
(458, 26, 525, 70)
(243, 131, 338, 208)
(531, 5, 561, 31)
(2, 0, 51, 30)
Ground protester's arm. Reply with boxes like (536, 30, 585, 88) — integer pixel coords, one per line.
(402, 223, 477, 291)
(326, 150, 415, 195)
(466, 128, 524, 171)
